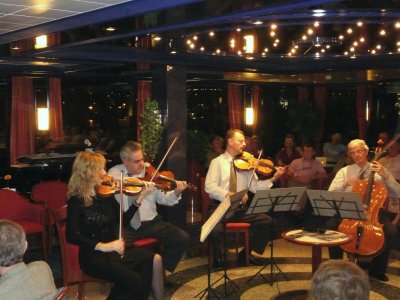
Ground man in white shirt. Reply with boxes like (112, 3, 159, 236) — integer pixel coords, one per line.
(327, 139, 400, 282)
(108, 142, 190, 274)
(205, 129, 284, 267)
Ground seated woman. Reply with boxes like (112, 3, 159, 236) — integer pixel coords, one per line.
(66, 151, 163, 300)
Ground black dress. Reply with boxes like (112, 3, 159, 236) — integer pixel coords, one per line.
(66, 195, 154, 300)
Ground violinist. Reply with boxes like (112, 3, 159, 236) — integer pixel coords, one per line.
(107, 141, 190, 275)
(327, 139, 400, 282)
(66, 152, 164, 300)
(205, 129, 284, 268)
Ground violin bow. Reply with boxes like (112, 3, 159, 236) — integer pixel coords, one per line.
(149, 135, 179, 183)
(119, 170, 124, 240)
(247, 149, 263, 190)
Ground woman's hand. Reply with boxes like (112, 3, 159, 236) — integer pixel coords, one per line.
(95, 239, 125, 255)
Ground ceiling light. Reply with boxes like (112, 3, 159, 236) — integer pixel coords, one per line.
(360, 37, 365, 42)
(395, 22, 400, 29)
(153, 35, 161, 41)
(209, 31, 215, 37)
(193, 35, 198, 40)
(314, 21, 320, 27)
(357, 21, 363, 27)
(379, 29, 386, 36)
(347, 28, 353, 34)
(253, 20, 263, 25)
(312, 9, 325, 17)
(307, 28, 314, 35)
(105, 26, 115, 32)
(271, 24, 277, 30)
(270, 31, 276, 37)
(339, 35, 344, 40)
(200, 47, 204, 51)
(34, 35, 47, 49)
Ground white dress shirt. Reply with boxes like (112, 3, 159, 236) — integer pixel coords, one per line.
(328, 162, 400, 198)
(108, 164, 181, 223)
(205, 152, 274, 202)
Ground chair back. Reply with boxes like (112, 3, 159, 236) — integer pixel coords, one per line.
(53, 205, 84, 285)
(200, 177, 213, 223)
(32, 181, 68, 225)
(0, 188, 42, 222)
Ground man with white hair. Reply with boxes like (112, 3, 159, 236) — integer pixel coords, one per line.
(0, 219, 57, 300)
(328, 139, 400, 282)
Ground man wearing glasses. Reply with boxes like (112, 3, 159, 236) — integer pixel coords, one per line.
(327, 139, 400, 282)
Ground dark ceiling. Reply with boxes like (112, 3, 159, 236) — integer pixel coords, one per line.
(1, 0, 400, 85)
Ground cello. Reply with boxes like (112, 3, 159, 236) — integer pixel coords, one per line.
(339, 134, 400, 256)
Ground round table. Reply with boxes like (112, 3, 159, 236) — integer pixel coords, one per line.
(282, 229, 352, 274)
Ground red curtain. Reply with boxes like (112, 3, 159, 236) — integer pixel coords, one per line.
(48, 78, 63, 140)
(356, 85, 368, 139)
(251, 85, 260, 130)
(227, 83, 242, 129)
(136, 80, 152, 139)
(10, 77, 35, 164)
(298, 86, 309, 102)
(313, 86, 327, 153)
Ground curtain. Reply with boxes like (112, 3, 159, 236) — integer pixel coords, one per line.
(356, 85, 368, 139)
(227, 83, 242, 129)
(136, 34, 152, 139)
(313, 86, 327, 153)
(48, 78, 63, 140)
(136, 80, 152, 139)
(251, 85, 260, 131)
(10, 77, 35, 164)
(298, 86, 309, 102)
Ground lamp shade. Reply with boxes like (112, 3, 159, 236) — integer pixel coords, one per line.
(245, 107, 254, 125)
(37, 107, 49, 130)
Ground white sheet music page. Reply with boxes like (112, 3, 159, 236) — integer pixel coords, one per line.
(200, 195, 231, 243)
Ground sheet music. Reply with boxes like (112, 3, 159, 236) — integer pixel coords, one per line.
(200, 196, 230, 243)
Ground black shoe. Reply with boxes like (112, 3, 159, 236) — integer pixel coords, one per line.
(238, 250, 262, 266)
(369, 271, 389, 282)
(212, 256, 223, 270)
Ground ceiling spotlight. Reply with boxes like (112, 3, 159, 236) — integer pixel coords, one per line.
(271, 24, 277, 30)
(395, 22, 400, 29)
(379, 29, 386, 36)
(307, 28, 314, 35)
(357, 21, 363, 27)
(314, 21, 320, 27)
(105, 26, 116, 32)
(253, 20, 263, 25)
(347, 28, 353, 34)
(360, 37, 365, 42)
(209, 31, 215, 37)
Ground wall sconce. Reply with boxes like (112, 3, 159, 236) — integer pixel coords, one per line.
(245, 107, 254, 125)
(244, 35, 255, 54)
(37, 107, 49, 131)
(35, 35, 47, 49)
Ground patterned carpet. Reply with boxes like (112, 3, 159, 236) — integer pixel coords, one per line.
(35, 238, 400, 300)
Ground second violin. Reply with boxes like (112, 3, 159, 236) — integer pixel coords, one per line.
(234, 151, 276, 179)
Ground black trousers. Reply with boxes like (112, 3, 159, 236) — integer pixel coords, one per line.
(207, 200, 274, 257)
(326, 209, 399, 274)
(80, 246, 154, 300)
(124, 216, 190, 272)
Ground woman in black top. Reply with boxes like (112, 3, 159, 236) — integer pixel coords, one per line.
(66, 151, 164, 300)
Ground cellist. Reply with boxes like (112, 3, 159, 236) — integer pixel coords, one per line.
(327, 139, 400, 282)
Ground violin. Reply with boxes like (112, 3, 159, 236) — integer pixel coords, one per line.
(141, 164, 197, 191)
(233, 151, 276, 179)
(95, 175, 158, 197)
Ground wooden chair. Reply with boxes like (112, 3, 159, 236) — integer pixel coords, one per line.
(0, 188, 47, 260)
(31, 180, 68, 256)
(200, 177, 250, 266)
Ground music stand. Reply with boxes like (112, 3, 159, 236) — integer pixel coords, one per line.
(196, 189, 248, 299)
(306, 190, 367, 220)
(246, 187, 307, 285)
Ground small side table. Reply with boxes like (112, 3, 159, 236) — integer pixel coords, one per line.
(282, 229, 353, 274)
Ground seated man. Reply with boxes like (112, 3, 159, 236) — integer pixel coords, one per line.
(0, 219, 57, 300)
(310, 260, 370, 300)
(205, 129, 284, 267)
(108, 141, 190, 274)
(287, 143, 327, 189)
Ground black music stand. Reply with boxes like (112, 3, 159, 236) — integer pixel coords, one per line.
(306, 190, 367, 220)
(246, 187, 307, 285)
(196, 189, 248, 299)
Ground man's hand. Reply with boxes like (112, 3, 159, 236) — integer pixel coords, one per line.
(174, 180, 187, 196)
(343, 177, 359, 188)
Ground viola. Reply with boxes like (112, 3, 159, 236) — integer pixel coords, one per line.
(234, 151, 276, 179)
(142, 164, 197, 191)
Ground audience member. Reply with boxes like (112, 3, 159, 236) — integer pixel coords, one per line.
(247, 135, 263, 156)
(310, 260, 370, 300)
(323, 133, 346, 164)
(287, 144, 327, 189)
(206, 135, 224, 169)
(379, 140, 400, 227)
(0, 219, 57, 300)
(275, 134, 303, 166)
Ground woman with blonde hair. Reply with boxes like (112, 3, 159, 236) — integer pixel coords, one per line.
(66, 151, 164, 300)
